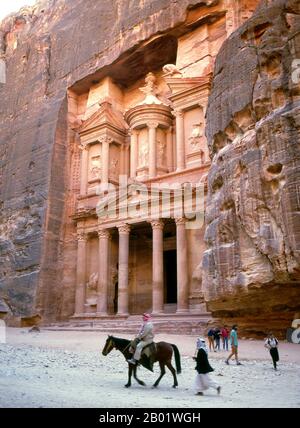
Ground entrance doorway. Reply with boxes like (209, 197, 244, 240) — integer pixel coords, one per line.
(164, 250, 177, 304)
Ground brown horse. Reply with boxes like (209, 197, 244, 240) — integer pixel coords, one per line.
(102, 335, 181, 388)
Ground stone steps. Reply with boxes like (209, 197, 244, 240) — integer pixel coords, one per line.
(43, 314, 212, 335)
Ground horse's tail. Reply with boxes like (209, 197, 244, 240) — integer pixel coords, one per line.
(171, 344, 181, 374)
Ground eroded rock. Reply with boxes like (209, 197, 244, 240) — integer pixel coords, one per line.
(203, 0, 300, 335)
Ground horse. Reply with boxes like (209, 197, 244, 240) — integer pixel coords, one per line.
(102, 335, 181, 388)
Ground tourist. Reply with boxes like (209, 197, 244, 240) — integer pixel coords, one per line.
(264, 332, 280, 370)
(127, 313, 154, 365)
(225, 325, 242, 365)
(193, 338, 221, 396)
(214, 327, 221, 351)
(221, 326, 229, 351)
(207, 327, 215, 352)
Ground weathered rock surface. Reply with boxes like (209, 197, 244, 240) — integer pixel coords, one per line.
(203, 0, 300, 334)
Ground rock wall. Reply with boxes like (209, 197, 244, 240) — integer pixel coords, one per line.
(203, 0, 300, 337)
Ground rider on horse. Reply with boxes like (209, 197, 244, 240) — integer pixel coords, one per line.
(127, 313, 154, 365)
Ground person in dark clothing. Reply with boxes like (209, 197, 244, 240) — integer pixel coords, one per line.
(193, 338, 221, 396)
(214, 328, 221, 351)
(207, 328, 215, 352)
(264, 332, 280, 370)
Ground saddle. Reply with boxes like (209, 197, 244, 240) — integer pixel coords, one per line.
(130, 339, 156, 372)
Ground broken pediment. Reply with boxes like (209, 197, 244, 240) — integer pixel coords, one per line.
(79, 100, 128, 135)
(165, 75, 212, 97)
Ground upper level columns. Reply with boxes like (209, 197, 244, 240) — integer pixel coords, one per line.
(100, 136, 111, 183)
(97, 228, 111, 316)
(148, 121, 158, 178)
(166, 126, 173, 173)
(130, 129, 138, 179)
(75, 231, 88, 315)
(117, 223, 131, 316)
(79, 145, 89, 196)
(151, 219, 164, 314)
(173, 109, 185, 171)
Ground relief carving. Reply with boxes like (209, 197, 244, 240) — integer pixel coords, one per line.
(86, 272, 98, 291)
(90, 155, 102, 179)
(110, 158, 119, 179)
(139, 142, 149, 167)
(189, 123, 203, 150)
(157, 140, 166, 165)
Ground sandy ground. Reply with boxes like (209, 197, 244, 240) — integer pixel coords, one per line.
(0, 328, 299, 408)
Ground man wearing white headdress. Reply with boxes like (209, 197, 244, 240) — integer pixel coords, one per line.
(193, 338, 221, 396)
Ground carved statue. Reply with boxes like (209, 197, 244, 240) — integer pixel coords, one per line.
(86, 272, 98, 291)
(162, 64, 183, 77)
(139, 72, 162, 105)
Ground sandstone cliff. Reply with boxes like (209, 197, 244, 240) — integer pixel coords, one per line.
(203, 0, 300, 336)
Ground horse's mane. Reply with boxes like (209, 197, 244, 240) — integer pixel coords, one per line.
(111, 336, 131, 348)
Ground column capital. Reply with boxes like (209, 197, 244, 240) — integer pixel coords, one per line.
(79, 144, 89, 151)
(172, 109, 184, 118)
(99, 135, 113, 145)
(118, 223, 131, 235)
(128, 128, 138, 136)
(97, 228, 111, 240)
(147, 121, 159, 129)
(150, 219, 164, 230)
(175, 217, 186, 226)
(77, 231, 88, 242)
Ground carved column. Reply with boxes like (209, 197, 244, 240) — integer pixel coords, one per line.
(97, 228, 111, 316)
(148, 121, 158, 178)
(166, 126, 173, 173)
(75, 231, 88, 315)
(100, 136, 111, 183)
(130, 129, 138, 179)
(175, 218, 189, 313)
(174, 109, 185, 171)
(117, 224, 130, 316)
(79, 145, 89, 196)
(151, 219, 164, 314)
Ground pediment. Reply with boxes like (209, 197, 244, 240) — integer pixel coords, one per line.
(165, 75, 212, 96)
(79, 101, 128, 134)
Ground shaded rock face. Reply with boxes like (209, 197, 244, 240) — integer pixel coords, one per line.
(203, 0, 300, 333)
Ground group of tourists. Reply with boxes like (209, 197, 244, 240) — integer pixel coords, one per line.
(207, 326, 230, 352)
(127, 314, 280, 396)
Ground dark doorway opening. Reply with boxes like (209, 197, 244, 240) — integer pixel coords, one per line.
(113, 282, 118, 314)
(164, 250, 177, 304)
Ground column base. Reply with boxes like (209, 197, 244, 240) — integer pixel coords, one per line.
(151, 310, 165, 316)
(72, 313, 86, 318)
(116, 312, 129, 317)
(95, 312, 109, 317)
